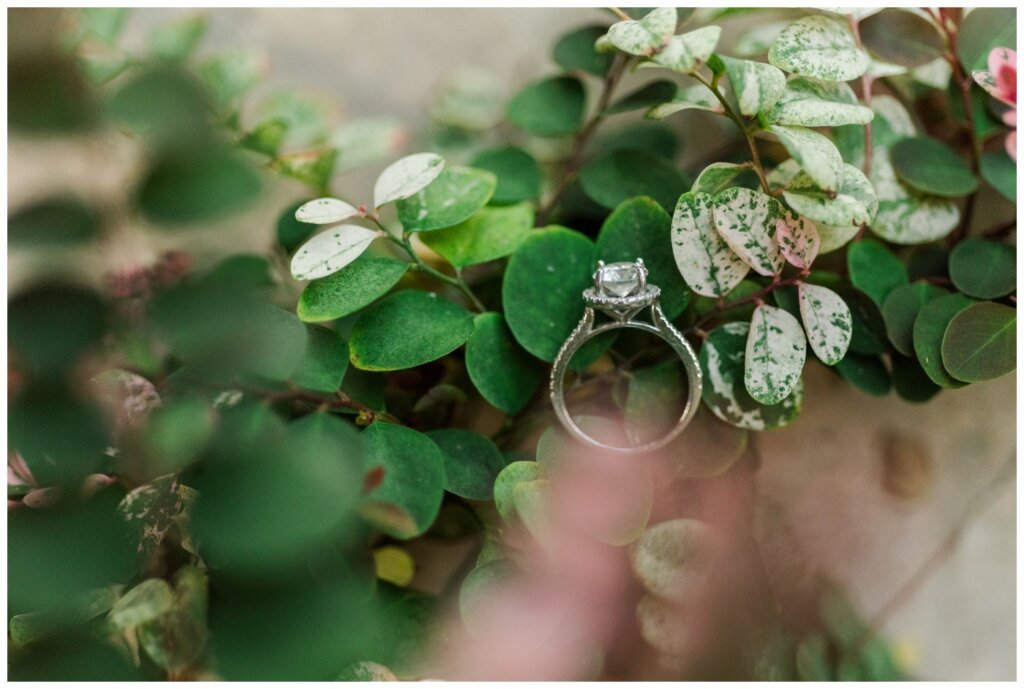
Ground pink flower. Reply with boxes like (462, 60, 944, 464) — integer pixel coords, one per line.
(973, 47, 1017, 160)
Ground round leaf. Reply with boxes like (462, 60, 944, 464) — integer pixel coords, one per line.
(798, 283, 852, 365)
(712, 187, 785, 276)
(891, 354, 940, 403)
(719, 55, 786, 116)
(980, 150, 1016, 203)
(745, 304, 807, 405)
(292, 325, 348, 393)
(553, 25, 614, 76)
(881, 281, 948, 355)
(699, 321, 803, 431)
(506, 75, 585, 137)
(297, 256, 410, 323)
(427, 428, 506, 501)
(671, 190, 749, 298)
(606, 7, 676, 56)
(768, 15, 869, 81)
(596, 196, 691, 318)
(469, 146, 541, 204)
(373, 152, 444, 209)
(766, 77, 874, 127)
(957, 8, 1016, 72)
(493, 461, 543, 521)
(859, 9, 943, 67)
(770, 124, 843, 192)
(870, 148, 960, 244)
(348, 290, 474, 371)
(579, 149, 689, 212)
(912, 292, 974, 388)
(420, 203, 534, 268)
(465, 312, 544, 415)
(396, 166, 497, 233)
(941, 301, 1016, 382)
(9, 196, 100, 246)
(782, 163, 877, 227)
(363, 422, 445, 538)
(890, 137, 978, 197)
(835, 352, 891, 396)
(948, 238, 1016, 299)
(294, 197, 359, 224)
(846, 238, 908, 307)
(289, 224, 379, 281)
(276, 199, 316, 253)
(840, 286, 889, 355)
(630, 519, 709, 602)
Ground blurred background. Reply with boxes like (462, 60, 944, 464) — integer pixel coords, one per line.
(8, 7, 1015, 681)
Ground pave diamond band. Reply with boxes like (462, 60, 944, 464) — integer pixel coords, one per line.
(550, 258, 702, 453)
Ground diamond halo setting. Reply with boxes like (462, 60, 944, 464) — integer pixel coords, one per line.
(583, 258, 660, 321)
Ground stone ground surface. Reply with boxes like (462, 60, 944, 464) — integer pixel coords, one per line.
(11, 8, 1016, 681)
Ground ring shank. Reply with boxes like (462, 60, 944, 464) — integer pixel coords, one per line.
(549, 303, 702, 454)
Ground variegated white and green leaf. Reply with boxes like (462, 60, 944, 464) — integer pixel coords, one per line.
(700, 322, 803, 431)
(768, 15, 869, 82)
(373, 152, 444, 208)
(671, 191, 750, 298)
(652, 25, 722, 73)
(290, 224, 380, 280)
(765, 77, 873, 126)
(770, 124, 844, 191)
(817, 223, 860, 253)
(607, 7, 676, 56)
(109, 579, 174, 630)
(798, 283, 851, 365)
(744, 304, 807, 405)
(691, 162, 747, 195)
(646, 84, 722, 119)
(868, 144, 959, 244)
(776, 210, 820, 269)
(712, 187, 785, 277)
(767, 159, 802, 190)
(782, 163, 878, 227)
(295, 197, 360, 224)
(871, 95, 917, 148)
(718, 55, 787, 116)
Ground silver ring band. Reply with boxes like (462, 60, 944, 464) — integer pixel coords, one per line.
(549, 259, 702, 453)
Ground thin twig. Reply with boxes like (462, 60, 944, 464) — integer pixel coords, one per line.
(686, 276, 805, 335)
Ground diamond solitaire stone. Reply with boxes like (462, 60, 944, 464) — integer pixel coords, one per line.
(597, 261, 643, 297)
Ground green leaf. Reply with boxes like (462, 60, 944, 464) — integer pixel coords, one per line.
(949, 238, 1016, 299)
(420, 202, 534, 268)
(606, 7, 676, 56)
(891, 354, 940, 403)
(348, 290, 474, 371)
(765, 77, 874, 127)
(579, 149, 689, 212)
(912, 292, 975, 388)
(289, 224, 379, 281)
(770, 124, 843, 192)
(240, 118, 287, 157)
(118, 475, 186, 561)
(941, 301, 1016, 382)
(859, 9, 943, 67)
(650, 26, 722, 73)
(469, 146, 542, 204)
(890, 137, 978, 197)
(798, 283, 852, 365)
(427, 429, 506, 501)
(363, 422, 445, 538)
(554, 25, 615, 76)
(373, 152, 445, 209)
(881, 281, 948, 356)
(606, 80, 678, 115)
(337, 662, 398, 682)
(136, 566, 208, 672)
(198, 49, 267, 112)
(645, 83, 722, 119)
(768, 15, 869, 81)
(630, 519, 709, 602)
(506, 75, 586, 137)
(980, 151, 1016, 203)
(712, 187, 785, 276)
(719, 55, 786, 116)
(80, 8, 129, 44)
(141, 396, 215, 475)
(745, 304, 807, 405)
(957, 8, 1016, 72)
(109, 580, 174, 630)
(493, 461, 543, 521)
(700, 322, 804, 430)
(276, 200, 316, 253)
(835, 352, 891, 395)
(292, 325, 348, 393)
(9, 196, 100, 246)
(9, 283, 106, 378)
(671, 190, 750, 298)
(297, 256, 409, 323)
(840, 287, 889, 355)
(596, 196, 691, 318)
(595, 120, 680, 159)
(782, 163, 878, 227)
(691, 162, 747, 195)
(503, 227, 607, 366)
(847, 239, 909, 307)
(465, 312, 544, 415)
(397, 166, 497, 233)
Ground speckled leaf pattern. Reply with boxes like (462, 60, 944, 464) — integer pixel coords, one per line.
(869, 146, 959, 245)
(289, 224, 379, 280)
(294, 197, 359, 224)
(646, 84, 722, 119)
(765, 77, 874, 126)
(711, 187, 785, 277)
(691, 162, 746, 195)
(651, 26, 722, 73)
(770, 124, 843, 191)
(719, 55, 786, 116)
(117, 474, 185, 560)
(373, 152, 444, 208)
(776, 210, 820, 269)
(769, 15, 870, 81)
(744, 304, 807, 405)
(798, 283, 852, 365)
(699, 322, 803, 430)
(606, 7, 676, 56)
(671, 191, 749, 298)
(782, 163, 878, 227)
